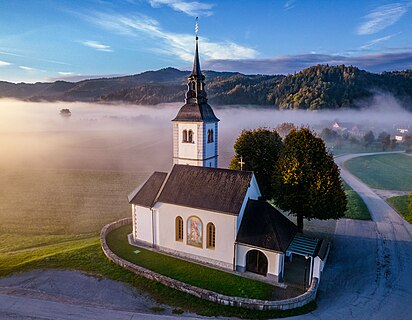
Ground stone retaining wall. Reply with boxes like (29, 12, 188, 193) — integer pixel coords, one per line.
(100, 218, 318, 311)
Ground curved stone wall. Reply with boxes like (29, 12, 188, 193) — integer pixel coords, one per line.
(100, 218, 318, 311)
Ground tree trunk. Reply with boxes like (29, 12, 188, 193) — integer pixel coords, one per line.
(297, 214, 304, 233)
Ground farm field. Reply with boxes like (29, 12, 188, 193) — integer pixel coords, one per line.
(344, 153, 412, 190)
(0, 168, 147, 274)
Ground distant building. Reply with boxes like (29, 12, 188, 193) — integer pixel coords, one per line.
(331, 121, 364, 137)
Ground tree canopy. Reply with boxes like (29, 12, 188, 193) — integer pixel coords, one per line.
(229, 128, 282, 199)
(273, 127, 347, 232)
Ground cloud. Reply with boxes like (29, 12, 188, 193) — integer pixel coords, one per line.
(0, 60, 12, 67)
(47, 73, 125, 82)
(284, 0, 296, 10)
(360, 33, 398, 50)
(85, 12, 257, 62)
(357, 3, 407, 35)
(19, 66, 34, 71)
(202, 51, 412, 75)
(149, 0, 213, 17)
(58, 72, 75, 76)
(81, 40, 113, 52)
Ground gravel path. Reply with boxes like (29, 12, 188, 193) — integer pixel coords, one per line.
(0, 270, 201, 319)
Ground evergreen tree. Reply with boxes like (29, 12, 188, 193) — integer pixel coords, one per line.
(229, 128, 283, 199)
(273, 127, 347, 232)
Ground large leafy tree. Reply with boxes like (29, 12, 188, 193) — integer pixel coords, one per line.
(229, 128, 282, 199)
(273, 127, 347, 232)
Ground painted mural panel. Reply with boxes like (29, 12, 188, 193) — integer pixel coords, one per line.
(187, 216, 203, 248)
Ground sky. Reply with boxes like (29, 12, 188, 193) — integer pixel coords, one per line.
(0, 0, 411, 83)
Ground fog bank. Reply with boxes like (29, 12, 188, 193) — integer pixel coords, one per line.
(0, 97, 410, 171)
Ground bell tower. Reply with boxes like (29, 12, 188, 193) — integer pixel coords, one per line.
(172, 19, 219, 168)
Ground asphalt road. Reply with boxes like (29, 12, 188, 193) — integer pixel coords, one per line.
(1, 152, 411, 320)
(293, 152, 412, 320)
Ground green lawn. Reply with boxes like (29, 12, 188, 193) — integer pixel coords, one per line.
(387, 195, 412, 223)
(106, 225, 275, 300)
(343, 182, 371, 220)
(344, 153, 412, 190)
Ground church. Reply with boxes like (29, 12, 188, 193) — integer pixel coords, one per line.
(128, 30, 298, 283)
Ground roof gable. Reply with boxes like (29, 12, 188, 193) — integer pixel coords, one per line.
(236, 200, 297, 252)
(128, 171, 168, 207)
(157, 165, 253, 215)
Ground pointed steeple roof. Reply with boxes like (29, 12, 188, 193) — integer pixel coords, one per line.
(172, 18, 219, 123)
(191, 37, 202, 78)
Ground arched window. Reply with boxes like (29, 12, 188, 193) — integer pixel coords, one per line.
(206, 223, 215, 249)
(207, 129, 214, 143)
(175, 216, 183, 241)
(182, 130, 188, 143)
(188, 130, 194, 143)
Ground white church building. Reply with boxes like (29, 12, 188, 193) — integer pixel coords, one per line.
(128, 31, 301, 283)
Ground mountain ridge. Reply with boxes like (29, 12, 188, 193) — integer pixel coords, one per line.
(1, 65, 411, 110)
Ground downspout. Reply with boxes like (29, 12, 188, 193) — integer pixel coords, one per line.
(233, 242, 237, 271)
(151, 208, 155, 248)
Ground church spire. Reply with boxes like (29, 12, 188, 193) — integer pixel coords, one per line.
(185, 17, 207, 105)
(191, 17, 202, 77)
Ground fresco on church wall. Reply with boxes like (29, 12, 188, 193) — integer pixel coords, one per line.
(187, 216, 203, 248)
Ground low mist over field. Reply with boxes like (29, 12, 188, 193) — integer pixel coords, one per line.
(0, 98, 410, 235)
(0, 96, 410, 171)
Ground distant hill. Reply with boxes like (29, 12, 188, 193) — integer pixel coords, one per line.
(1, 65, 411, 110)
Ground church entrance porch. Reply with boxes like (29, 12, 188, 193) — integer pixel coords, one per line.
(246, 249, 268, 276)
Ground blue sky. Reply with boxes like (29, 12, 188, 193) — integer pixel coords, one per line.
(0, 0, 411, 83)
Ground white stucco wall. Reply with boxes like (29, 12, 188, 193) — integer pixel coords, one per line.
(133, 205, 153, 245)
(177, 123, 199, 160)
(236, 244, 283, 277)
(153, 202, 237, 267)
(236, 174, 261, 231)
(173, 121, 218, 167)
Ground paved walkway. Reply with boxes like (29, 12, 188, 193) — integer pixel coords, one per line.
(293, 152, 412, 320)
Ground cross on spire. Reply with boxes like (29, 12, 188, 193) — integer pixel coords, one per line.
(195, 16, 199, 40)
(239, 156, 245, 171)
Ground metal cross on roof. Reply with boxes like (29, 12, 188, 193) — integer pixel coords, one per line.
(239, 156, 245, 171)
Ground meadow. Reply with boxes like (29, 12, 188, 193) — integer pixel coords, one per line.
(344, 153, 412, 190)
(387, 195, 412, 223)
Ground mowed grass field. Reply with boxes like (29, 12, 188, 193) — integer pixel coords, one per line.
(344, 153, 412, 190)
(0, 168, 147, 273)
(387, 195, 412, 223)
(343, 182, 370, 220)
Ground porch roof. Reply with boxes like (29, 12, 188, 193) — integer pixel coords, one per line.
(286, 234, 320, 257)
